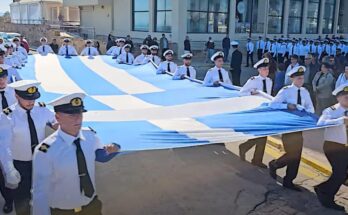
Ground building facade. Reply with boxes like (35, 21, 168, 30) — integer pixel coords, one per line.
(63, 0, 348, 54)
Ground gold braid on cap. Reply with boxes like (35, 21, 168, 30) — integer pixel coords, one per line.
(71, 98, 82, 107)
(27, 87, 37, 94)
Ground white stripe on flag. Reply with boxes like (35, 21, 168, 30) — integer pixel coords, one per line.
(92, 95, 160, 110)
(80, 56, 164, 94)
(34, 54, 85, 94)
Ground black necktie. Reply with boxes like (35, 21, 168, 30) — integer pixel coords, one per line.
(262, 79, 267, 93)
(316, 72, 324, 86)
(66, 46, 69, 56)
(218, 69, 223, 82)
(167, 63, 171, 72)
(27, 110, 39, 153)
(74, 138, 95, 198)
(152, 56, 155, 62)
(119, 48, 122, 56)
(297, 89, 302, 105)
(43, 45, 45, 53)
(1, 91, 8, 109)
(186, 67, 190, 77)
(126, 53, 129, 63)
(344, 111, 348, 116)
(292, 46, 294, 55)
(88, 47, 91, 56)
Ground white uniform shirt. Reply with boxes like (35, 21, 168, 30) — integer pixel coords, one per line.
(0, 103, 56, 161)
(156, 61, 177, 74)
(5, 55, 22, 68)
(0, 87, 16, 110)
(318, 45, 324, 57)
(106, 46, 117, 55)
(270, 84, 315, 113)
(335, 73, 348, 89)
(111, 46, 125, 57)
(133, 54, 148, 65)
(298, 44, 307, 56)
(317, 104, 347, 145)
(203, 66, 232, 87)
(58, 45, 78, 56)
(240, 75, 273, 96)
(116, 52, 134, 65)
(146, 55, 161, 66)
(330, 45, 337, 56)
(6, 67, 22, 83)
(173, 65, 197, 80)
(14, 45, 28, 60)
(32, 128, 104, 215)
(264, 41, 271, 52)
(80, 47, 99, 56)
(37, 45, 54, 55)
(246, 42, 254, 54)
(278, 43, 287, 55)
(325, 45, 331, 55)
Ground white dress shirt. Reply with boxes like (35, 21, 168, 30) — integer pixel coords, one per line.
(32, 128, 105, 215)
(335, 73, 348, 89)
(80, 47, 99, 56)
(106, 46, 117, 55)
(203, 66, 232, 87)
(37, 45, 54, 55)
(5, 55, 22, 68)
(133, 54, 148, 65)
(111, 46, 125, 57)
(156, 61, 177, 74)
(0, 86, 16, 110)
(58, 45, 78, 56)
(270, 84, 315, 113)
(7, 67, 22, 83)
(116, 52, 134, 65)
(173, 65, 197, 80)
(146, 55, 161, 66)
(317, 104, 347, 145)
(0, 103, 56, 161)
(240, 75, 273, 96)
(14, 45, 28, 60)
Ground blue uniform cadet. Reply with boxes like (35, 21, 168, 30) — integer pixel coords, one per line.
(32, 93, 121, 215)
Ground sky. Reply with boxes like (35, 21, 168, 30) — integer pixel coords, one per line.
(0, 0, 12, 13)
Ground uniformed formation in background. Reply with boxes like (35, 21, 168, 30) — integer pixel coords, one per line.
(0, 33, 347, 214)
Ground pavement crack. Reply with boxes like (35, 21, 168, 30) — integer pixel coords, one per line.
(234, 189, 245, 206)
(246, 189, 276, 215)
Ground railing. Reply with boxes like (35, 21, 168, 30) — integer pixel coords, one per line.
(11, 19, 80, 26)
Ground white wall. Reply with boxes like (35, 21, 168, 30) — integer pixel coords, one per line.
(80, 5, 112, 36)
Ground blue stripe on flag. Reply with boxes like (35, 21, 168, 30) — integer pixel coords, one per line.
(84, 121, 209, 151)
(57, 56, 125, 95)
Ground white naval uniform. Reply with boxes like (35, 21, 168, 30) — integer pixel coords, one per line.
(80, 47, 99, 56)
(240, 75, 272, 96)
(5, 67, 22, 83)
(58, 45, 78, 56)
(335, 73, 348, 89)
(203, 66, 232, 87)
(37, 45, 54, 55)
(156, 61, 177, 74)
(317, 104, 347, 145)
(0, 103, 56, 161)
(146, 55, 161, 66)
(133, 54, 148, 65)
(111, 46, 125, 57)
(284, 63, 300, 86)
(106, 46, 117, 55)
(270, 84, 315, 113)
(173, 65, 197, 80)
(5, 55, 22, 68)
(14, 45, 28, 60)
(0, 86, 16, 110)
(116, 52, 135, 65)
(32, 128, 104, 215)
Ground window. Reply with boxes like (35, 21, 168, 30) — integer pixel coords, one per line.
(187, 0, 229, 33)
(322, 0, 336, 34)
(132, 0, 149, 31)
(268, 0, 284, 34)
(155, 0, 172, 32)
(306, 0, 320, 34)
(288, 0, 303, 34)
(338, 0, 348, 33)
(235, 0, 265, 34)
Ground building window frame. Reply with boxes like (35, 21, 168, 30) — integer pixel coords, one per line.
(154, 0, 172, 33)
(267, 0, 285, 34)
(306, 0, 321, 34)
(288, 0, 304, 34)
(322, 0, 336, 34)
(187, 0, 230, 34)
(132, 0, 150, 32)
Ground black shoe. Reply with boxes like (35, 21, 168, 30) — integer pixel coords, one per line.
(325, 202, 345, 211)
(268, 160, 277, 180)
(251, 161, 267, 169)
(283, 183, 302, 192)
(314, 187, 344, 211)
(239, 145, 246, 161)
(3, 203, 13, 214)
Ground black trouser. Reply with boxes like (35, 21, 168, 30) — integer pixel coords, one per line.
(277, 54, 284, 63)
(51, 196, 102, 215)
(239, 137, 267, 163)
(257, 49, 263, 60)
(246, 52, 254, 67)
(12, 160, 32, 215)
(0, 168, 14, 206)
(231, 69, 241, 86)
(274, 132, 303, 184)
(317, 141, 348, 202)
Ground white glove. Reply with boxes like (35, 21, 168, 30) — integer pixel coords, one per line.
(5, 168, 21, 189)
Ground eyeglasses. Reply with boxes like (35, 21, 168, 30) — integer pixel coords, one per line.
(305, 58, 312, 60)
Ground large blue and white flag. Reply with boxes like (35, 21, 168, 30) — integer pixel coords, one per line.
(20, 54, 319, 151)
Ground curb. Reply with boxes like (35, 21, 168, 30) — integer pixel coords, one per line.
(267, 136, 332, 176)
